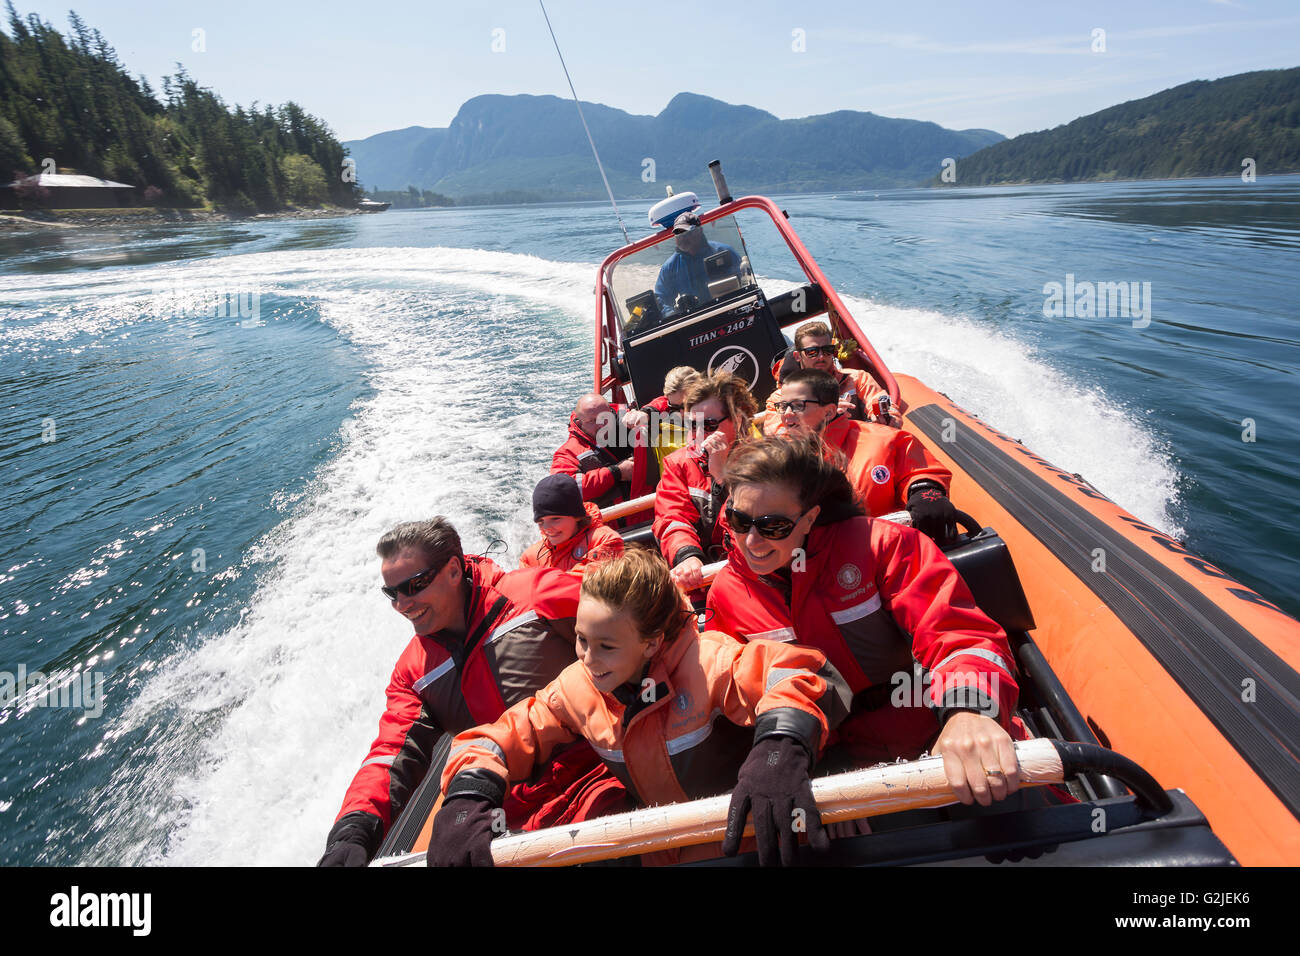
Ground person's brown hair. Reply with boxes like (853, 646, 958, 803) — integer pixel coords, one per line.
(376, 517, 464, 572)
(724, 436, 864, 523)
(682, 370, 757, 433)
(580, 546, 694, 643)
(793, 321, 834, 351)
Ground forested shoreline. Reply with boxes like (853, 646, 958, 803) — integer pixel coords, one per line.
(0, 4, 360, 212)
(942, 67, 1300, 186)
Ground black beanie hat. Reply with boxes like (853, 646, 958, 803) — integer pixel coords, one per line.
(532, 473, 586, 522)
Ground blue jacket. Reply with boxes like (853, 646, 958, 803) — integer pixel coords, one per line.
(654, 240, 740, 317)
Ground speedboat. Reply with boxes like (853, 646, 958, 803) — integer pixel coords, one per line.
(377, 163, 1300, 867)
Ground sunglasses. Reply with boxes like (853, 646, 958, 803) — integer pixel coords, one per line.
(380, 561, 446, 601)
(688, 417, 724, 435)
(725, 506, 806, 540)
(774, 398, 826, 414)
(666, 402, 684, 414)
(798, 344, 839, 358)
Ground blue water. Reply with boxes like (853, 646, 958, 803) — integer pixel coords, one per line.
(0, 175, 1296, 865)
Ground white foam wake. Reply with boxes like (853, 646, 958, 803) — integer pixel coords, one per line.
(843, 295, 1184, 538)
(81, 246, 1181, 865)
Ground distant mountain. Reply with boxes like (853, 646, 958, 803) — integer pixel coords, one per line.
(344, 92, 1004, 200)
(345, 125, 447, 194)
(943, 67, 1300, 186)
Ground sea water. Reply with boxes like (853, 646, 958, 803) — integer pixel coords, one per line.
(0, 175, 1296, 864)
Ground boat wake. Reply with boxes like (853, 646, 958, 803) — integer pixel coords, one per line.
(66, 246, 1181, 865)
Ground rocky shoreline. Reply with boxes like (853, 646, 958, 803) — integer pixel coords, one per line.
(0, 206, 363, 231)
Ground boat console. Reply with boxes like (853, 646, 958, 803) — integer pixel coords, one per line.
(606, 209, 789, 406)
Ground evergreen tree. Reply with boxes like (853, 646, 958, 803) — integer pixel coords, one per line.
(0, 6, 362, 211)
(946, 68, 1300, 186)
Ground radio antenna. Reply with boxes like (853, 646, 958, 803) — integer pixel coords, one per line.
(538, 0, 630, 244)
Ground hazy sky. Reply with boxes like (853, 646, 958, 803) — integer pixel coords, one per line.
(12, 0, 1300, 142)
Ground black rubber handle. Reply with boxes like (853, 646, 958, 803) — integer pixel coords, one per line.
(953, 509, 982, 538)
(1049, 740, 1174, 816)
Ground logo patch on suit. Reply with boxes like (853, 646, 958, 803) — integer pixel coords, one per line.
(871, 464, 891, 484)
(836, 563, 862, 590)
(574, 544, 587, 558)
(675, 690, 693, 713)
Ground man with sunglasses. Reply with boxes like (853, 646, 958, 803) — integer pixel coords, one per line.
(766, 368, 957, 543)
(782, 321, 887, 422)
(551, 393, 656, 523)
(318, 517, 624, 866)
(653, 211, 742, 319)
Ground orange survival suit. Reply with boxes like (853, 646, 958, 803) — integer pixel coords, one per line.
(326, 556, 623, 861)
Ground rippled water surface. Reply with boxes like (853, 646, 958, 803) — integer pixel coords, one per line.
(0, 175, 1296, 864)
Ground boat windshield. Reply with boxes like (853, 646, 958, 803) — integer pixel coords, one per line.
(608, 213, 758, 338)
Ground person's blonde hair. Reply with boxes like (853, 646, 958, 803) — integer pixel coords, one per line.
(580, 546, 693, 643)
(682, 370, 757, 433)
(662, 366, 701, 396)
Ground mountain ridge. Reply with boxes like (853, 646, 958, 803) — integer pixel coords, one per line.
(345, 92, 1004, 199)
(939, 67, 1300, 186)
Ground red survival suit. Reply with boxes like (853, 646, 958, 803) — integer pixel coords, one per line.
(706, 516, 1020, 766)
(652, 445, 729, 567)
(550, 408, 656, 517)
(330, 555, 625, 860)
(519, 502, 625, 573)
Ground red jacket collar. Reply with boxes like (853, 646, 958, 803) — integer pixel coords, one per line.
(567, 411, 598, 449)
(533, 503, 606, 563)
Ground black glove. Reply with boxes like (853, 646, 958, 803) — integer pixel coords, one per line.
(427, 795, 500, 867)
(722, 735, 827, 866)
(317, 811, 383, 867)
(907, 484, 957, 543)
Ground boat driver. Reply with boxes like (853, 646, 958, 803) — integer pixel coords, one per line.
(653, 212, 742, 319)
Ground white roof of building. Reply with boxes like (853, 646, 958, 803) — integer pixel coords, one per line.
(3, 172, 135, 189)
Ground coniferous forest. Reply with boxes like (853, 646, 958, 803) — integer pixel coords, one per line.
(0, 4, 360, 211)
(943, 67, 1300, 186)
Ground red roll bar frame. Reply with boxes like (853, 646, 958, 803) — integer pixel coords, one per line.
(592, 195, 900, 407)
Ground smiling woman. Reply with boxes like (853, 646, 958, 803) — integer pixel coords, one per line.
(432, 547, 853, 866)
(709, 437, 1025, 806)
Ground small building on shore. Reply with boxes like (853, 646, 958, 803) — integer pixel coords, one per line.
(0, 172, 137, 210)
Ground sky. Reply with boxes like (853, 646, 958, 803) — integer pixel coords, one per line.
(10, 0, 1300, 143)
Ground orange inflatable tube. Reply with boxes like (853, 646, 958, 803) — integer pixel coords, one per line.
(895, 374, 1300, 866)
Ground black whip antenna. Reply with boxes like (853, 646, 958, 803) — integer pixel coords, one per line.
(538, 0, 631, 244)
